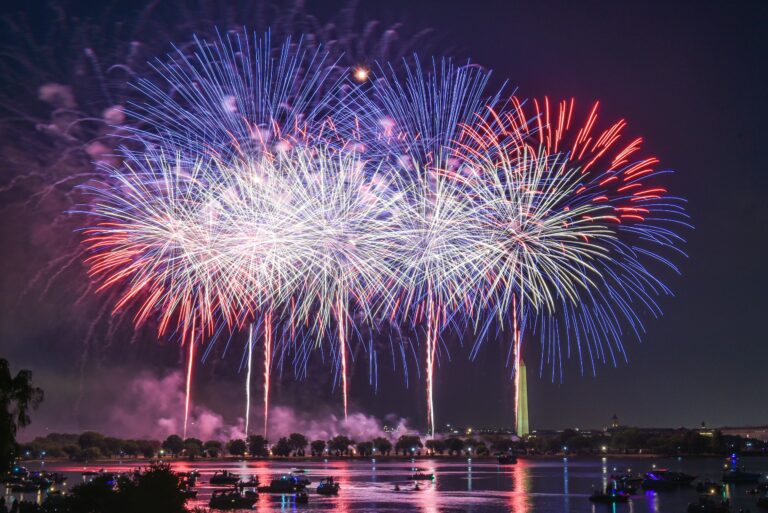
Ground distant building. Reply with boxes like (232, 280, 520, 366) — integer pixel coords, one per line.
(611, 414, 620, 429)
(718, 426, 768, 442)
(516, 361, 529, 436)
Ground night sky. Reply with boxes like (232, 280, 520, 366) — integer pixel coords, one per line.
(1, 0, 767, 439)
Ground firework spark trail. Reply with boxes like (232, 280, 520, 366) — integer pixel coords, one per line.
(127, 30, 348, 165)
(425, 289, 437, 437)
(512, 294, 521, 431)
(183, 324, 195, 439)
(263, 310, 272, 437)
(337, 295, 349, 420)
(245, 323, 254, 438)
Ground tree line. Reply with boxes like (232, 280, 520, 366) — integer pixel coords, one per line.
(18, 426, 766, 462)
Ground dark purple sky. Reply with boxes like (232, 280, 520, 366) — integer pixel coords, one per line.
(1, 0, 767, 438)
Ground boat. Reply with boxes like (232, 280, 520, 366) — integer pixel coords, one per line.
(642, 469, 696, 490)
(496, 452, 517, 465)
(181, 489, 198, 499)
(589, 489, 630, 504)
(295, 491, 309, 504)
(614, 482, 636, 495)
(208, 490, 257, 510)
(687, 494, 732, 513)
(697, 480, 724, 493)
(258, 475, 301, 493)
(641, 477, 677, 491)
(48, 473, 67, 484)
(411, 472, 434, 480)
(5, 466, 29, 481)
(240, 476, 260, 488)
(178, 470, 200, 481)
(697, 480, 725, 494)
(657, 469, 697, 484)
(316, 477, 340, 496)
(722, 467, 762, 484)
(209, 471, 241, 486)
(610, 472, 643, 485)
(10, 480, 40, 493)
(292, 474, 311, 487)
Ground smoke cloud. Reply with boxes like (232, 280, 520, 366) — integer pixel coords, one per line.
(107, 370, 414, 442)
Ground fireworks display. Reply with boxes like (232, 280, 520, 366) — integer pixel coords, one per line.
(73, 28, 687, 437)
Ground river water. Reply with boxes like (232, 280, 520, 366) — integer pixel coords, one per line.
(5, 456, 768, 512)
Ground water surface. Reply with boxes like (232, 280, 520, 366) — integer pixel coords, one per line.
(6, 456, 768, 512)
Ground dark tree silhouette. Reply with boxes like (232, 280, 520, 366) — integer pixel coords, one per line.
(288, 432, 308, 456)
(0, 359, 43, 472)
(161, 435, 184, 456)
(247, 435, 269, 457)
(372, 437, 392, 455)
(227, 438, 247, 456)
(310, 439, 326, 456)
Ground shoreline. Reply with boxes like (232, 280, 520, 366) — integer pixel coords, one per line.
(16, 452, 746, 465)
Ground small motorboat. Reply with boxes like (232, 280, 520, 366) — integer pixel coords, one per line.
(258, 476, 301, 493)
(496, 452, 517, 465)
(722, 467, 762, 484)
(642, 469, 696, 490)
(10, 480, 40, 493)
(292, 474, 311, 487)
(615, 483, 636, 495)
(410, 472, 434, 481)
(316, 477, 340, 496)
(610, 472, 643, 485)
(657, 469, 697, 484)
(6, 466, 29, 481)
(589, 489, 630, 504)
(697, 480, 725, 494)
(209, 490, 257, 510)
(181, 489, 198, 499)
(240, 476, 260, 488)
(48, 473, 67, 484)
(209, 471, 241, 486)
(178, 470, 200, 479)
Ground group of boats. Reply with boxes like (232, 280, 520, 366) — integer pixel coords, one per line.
(0, 466, 66, 493)
(205, 469, 340, 510)
(588, 461, 766, 512)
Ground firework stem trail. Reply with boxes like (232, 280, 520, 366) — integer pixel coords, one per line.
(183, 324, 195, 440)
(426, 288, 437, 437)
(337, 295, 349, 421)
(512, 294, 521, 432)
(245, 323, 254, 438)
(263, 310, 273, 438)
